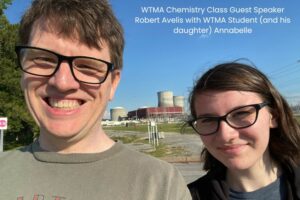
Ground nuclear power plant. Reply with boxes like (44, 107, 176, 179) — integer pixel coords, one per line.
(126, 90, 186, 122)
(109, 90, 186, 122)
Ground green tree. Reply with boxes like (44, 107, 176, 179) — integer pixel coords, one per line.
(0, 0, 37, 150)
(0, 0, 11, 15)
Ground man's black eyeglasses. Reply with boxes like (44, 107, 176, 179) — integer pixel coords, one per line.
(15, 46, 114, 84)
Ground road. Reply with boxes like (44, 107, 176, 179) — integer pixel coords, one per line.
(173, 162, 205, 184)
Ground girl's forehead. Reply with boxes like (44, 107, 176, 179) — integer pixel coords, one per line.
(194, 90, 264, 114)
(195, 90, 262, 100)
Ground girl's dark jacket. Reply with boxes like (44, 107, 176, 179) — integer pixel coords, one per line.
(188, 165, 300, 200)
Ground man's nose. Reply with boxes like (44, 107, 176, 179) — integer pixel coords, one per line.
(47, 61, 80, 91)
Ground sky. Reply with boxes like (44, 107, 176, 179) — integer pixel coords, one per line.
(4, 0, 300, 118)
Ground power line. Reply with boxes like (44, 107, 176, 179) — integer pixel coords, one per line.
(268, 61, 300, 79)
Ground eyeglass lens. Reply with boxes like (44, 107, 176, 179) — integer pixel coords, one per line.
(18, 47, 110, 84)
(193, 104, 259, 135)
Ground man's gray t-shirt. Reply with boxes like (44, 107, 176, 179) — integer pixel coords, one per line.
(0, 140, 191, 200)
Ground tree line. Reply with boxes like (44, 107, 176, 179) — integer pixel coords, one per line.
(0, 0, 37, 150)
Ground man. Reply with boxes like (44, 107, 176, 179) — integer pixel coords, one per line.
(0, 0, 191, 199)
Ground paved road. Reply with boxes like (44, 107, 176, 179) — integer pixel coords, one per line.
(173, 162, 206, 184)
(161, 132, 202, 158)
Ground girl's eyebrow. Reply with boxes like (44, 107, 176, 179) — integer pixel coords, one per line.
(196, 113, 219, 118)
(196, 103, 255, 118)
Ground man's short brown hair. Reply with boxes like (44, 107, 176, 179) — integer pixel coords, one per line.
(19, 0, 124, 70)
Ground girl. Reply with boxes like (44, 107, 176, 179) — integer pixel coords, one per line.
(187, 62, 300, 200)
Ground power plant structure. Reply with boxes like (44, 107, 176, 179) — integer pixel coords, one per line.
(127, 90, 186, 122)
(110, 107, 127, 121)
(157, 91, 174, 107)
(173, 95, 185, 108)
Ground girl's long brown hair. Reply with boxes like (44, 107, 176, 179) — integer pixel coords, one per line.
(189, 62, 300, 170)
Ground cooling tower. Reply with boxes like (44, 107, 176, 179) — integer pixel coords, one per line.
(110, 107, 127, 121)
(173, 96, 185, 108)
(157, 91, 174, 107)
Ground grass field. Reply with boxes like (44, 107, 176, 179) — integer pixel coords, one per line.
(296, 116, 300, 124)
(109, 134, 187, 158)
(103, 122, 196, 134)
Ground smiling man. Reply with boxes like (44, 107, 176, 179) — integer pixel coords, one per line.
(0, 0, 191, 199)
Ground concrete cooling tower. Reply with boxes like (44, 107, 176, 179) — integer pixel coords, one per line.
(173, 96, 185, 108)
(157, 91, 174, 107)
(110, 107, 127, 121)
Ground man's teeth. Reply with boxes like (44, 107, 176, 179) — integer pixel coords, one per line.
(49, 99, 80, 109)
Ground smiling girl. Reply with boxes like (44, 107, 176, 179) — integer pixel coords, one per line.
(187, 62, 300, 200)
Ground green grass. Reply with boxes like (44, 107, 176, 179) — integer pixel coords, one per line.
(110, 135, 141, 144)
(104, 124, 148, 132)
(103, 122, 196, 134)
(147, 143, 168, 157)
(146, 143, 186, 158)
(109, 134, 187, 158)
(296, 116, 300, 124)
(4, 143, 23, 151)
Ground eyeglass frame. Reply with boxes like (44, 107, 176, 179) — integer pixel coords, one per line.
(15, 45, 115, 84)
(189, 102, 269, 136)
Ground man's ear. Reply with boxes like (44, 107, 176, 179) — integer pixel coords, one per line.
(20, 76, 25, 91)
(109, 70, 121, 101)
